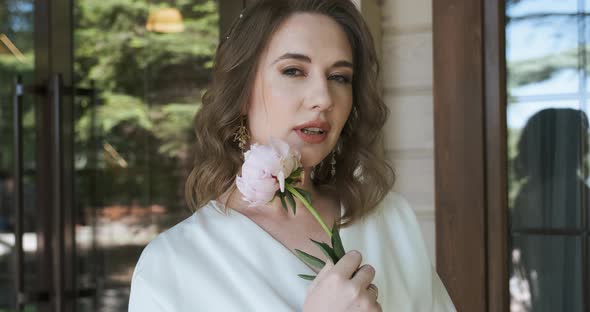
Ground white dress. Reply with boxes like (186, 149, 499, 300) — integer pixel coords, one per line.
(128, 191, 456, 311)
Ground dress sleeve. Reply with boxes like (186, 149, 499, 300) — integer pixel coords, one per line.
(128, 273, 168, 312)
(431, 267, 457, 312)
(128, 240, 170, 312)
(386, 192, 457, 311)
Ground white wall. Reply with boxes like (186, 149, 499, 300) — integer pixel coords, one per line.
(380, 0, 437, 264)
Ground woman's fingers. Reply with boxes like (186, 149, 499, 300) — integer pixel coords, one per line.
(351, 264, 376, 289)
(302, 249, 382, 312)
(367, 283, 379, 300)
(310, 256, 334, 288)
(332, 250, 363, 278)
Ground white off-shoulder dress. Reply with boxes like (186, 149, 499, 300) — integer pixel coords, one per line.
(128, 191, 457, 311)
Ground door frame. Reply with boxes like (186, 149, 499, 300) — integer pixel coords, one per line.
(31, 0, 76, 311)
(433, 0, 509, 311)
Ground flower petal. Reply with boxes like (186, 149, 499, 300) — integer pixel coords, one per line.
(269, 137, 290, 157)
(278, 171, 285, 193)
(236, 175, 278, 207)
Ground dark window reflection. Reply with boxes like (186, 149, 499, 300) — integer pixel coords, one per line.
(511, 235, 583, 312)
(511, 108, 587, 229)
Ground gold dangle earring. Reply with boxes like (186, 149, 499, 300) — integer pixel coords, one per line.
(233, 116, 250, 154)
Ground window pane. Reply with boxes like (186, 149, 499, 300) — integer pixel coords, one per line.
(510, 235, 583, 312)
(508, 0, 577, 16)
(507, 0, 580, 97)
(506, 2, 589, 311)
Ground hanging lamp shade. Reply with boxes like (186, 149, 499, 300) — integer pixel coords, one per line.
(146, 8, 185, 33)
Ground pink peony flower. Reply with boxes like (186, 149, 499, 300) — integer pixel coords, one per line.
(236, 137, 301, 207)
(234, 138, 346, 281)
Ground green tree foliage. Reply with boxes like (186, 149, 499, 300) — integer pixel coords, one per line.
(0, 0, 35, 174)
(0, 0, 218, 209)
(72, 0, 218, 207)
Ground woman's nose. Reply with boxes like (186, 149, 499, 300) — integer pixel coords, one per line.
(305, 78, 334, 111)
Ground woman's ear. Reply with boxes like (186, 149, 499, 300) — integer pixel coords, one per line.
(240, 102, 249, 115)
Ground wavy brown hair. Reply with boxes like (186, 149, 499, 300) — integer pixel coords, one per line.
(185, 0, 395, 227)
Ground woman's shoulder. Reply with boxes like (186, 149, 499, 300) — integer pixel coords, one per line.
(131, 201, 221, 277)
(377, 190, 415, 219)
(128, 201, 233, 311)
(375, 191, 432, 264)
(363, 190, 423, 237)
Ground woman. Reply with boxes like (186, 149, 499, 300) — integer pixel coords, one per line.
(128, 0, 456, 311)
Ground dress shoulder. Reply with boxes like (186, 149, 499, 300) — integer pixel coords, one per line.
(131, 211, 197, 276)
(128, 204, 218, 312)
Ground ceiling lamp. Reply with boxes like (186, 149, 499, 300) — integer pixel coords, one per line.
(146, 8, 185, 33)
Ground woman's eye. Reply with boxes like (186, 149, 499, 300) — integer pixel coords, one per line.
(283, 68, 304, 77)
(330, 74, 352, 84)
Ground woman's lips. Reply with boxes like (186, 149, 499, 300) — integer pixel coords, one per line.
(295, 129, 328, 144)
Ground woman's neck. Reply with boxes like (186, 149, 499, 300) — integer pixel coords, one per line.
(221, 166, 337, 221)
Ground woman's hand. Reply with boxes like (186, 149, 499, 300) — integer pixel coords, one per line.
(303, 250, 382, 312)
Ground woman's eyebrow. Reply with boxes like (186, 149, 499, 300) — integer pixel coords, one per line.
(272, 53, 354, 69)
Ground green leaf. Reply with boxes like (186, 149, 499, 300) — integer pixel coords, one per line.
(294, 249, 325, 270)
(310, 238, 338, 264)
(331, 221, 345, 259)
(286, 191, 296, 215)
(297, 274, 316, 281)
(294, 187, 312, 204)
(289, 167, 303, 180)
(279, 192, 288, 213)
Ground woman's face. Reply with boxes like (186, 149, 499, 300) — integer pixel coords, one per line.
(246, 13, 354, 167)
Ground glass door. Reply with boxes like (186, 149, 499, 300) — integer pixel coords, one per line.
(71, 0, 220, 310)
(1, 0, 227, 311)
(1, 1, 42, 311)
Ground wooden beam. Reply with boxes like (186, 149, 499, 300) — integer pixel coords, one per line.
(484, 0, 509, 311)
(433, 0, 487, 310)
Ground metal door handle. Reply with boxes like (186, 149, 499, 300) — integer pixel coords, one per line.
(12, 75, 98, 311)
(12, 75, 25, 312)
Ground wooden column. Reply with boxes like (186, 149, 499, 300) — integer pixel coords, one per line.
(433, 0, 509, 310)
(484, 0, 509, 311)
(433, 0, 487, 310)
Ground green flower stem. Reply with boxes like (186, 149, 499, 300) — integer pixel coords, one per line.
(285, 184, 333, 239)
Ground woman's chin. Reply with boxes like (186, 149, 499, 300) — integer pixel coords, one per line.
(299, 154, 328, 168)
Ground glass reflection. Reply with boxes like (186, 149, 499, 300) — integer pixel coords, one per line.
(0, 0, 38, 310)
(507, 0, 590, 311)
(511, 108, 587, 229)
(73, 0, 219, 310)
(510, 236, 583, 312)
(507, 0, 579, 97)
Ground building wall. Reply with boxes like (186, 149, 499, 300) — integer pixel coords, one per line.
(381, 0, 436, 264)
